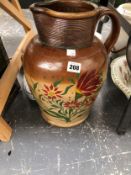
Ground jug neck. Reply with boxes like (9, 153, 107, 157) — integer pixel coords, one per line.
(30, 0, 100, 49)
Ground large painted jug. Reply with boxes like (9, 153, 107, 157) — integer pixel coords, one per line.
(23, 0, 120, 127)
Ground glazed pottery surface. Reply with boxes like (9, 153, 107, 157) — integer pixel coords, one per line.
(114, 3, 131, 52)
(23, 0, 120, 127)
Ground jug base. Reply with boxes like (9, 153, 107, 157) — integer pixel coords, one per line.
(41, 112, 89, 127)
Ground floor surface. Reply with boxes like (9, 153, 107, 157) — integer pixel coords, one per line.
(0, 9, 131, 175)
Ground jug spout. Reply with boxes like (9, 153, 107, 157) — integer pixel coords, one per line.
(30, 0, 100, 49)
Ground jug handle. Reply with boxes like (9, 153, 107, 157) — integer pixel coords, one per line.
(98, 7, 120, 54)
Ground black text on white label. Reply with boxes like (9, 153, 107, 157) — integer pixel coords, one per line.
(67, 61, 81, 73)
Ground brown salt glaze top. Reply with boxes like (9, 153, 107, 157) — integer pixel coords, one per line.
(30, 0, 100, 48)
(24, 0, 120, 82)
(30, 0, 99, 19)
(23, 36, 107, 82)
(30, 0, 120, 52)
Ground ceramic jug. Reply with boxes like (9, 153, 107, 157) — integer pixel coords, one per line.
(114, 3, 131, 52)
(23, 0, 120, 127)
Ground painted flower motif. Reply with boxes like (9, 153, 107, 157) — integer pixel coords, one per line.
(64, 101, 80, 108)
(76, 70, 102, 98)
(43, 84, 62, 99)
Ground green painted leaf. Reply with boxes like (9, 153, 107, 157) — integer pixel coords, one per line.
(76, 73, 80, 78)
(33, 82, 38, 90)
(56, 100, 60, 103)
(58, 110, 64, 115)
(44, 110, 61, 119)
(65, 110, 68, 114)
(75, 114, 82, 119)
(53, 79, 63, 87)
(77, 109, 86, 115)
(42, 108, 71, 122)
(62, 85, 74, 95)
(68, 78, 75, 84)
(47, 110, 69, 121)
(48, 108, 54, 111)
(59, 101, 63, 106)
(52, 105, 59, 108)
(65, 118, 71, 122)
(69, 108, 73, 115)
(75, 92, 83, 100)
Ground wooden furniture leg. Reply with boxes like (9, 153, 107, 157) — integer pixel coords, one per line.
(0, 0, 35, 142)
(0, 0, 31, 32)
(0, 36, 20, 121)
(0, 31, 35, 142)
(11, 0, 29, 32)
(0, 117, 12, 142)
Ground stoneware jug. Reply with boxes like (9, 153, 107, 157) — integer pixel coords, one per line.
(23, 0, 120, 127)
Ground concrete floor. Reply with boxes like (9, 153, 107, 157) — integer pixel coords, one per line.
(0, 9, 131, 175)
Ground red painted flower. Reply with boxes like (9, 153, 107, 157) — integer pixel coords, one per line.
(76, 70, 102, 97)
(64, 101, 80, 108)
(43, 84, 62, 99)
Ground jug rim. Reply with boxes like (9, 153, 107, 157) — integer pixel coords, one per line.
(30, 0, 99, 19)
